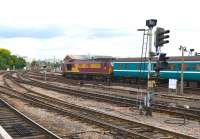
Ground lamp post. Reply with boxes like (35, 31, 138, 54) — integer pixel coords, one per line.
(179, 46, 194, 95)
(179, 46, 187, 95)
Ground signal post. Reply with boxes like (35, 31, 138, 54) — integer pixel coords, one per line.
(143, 19, 170, 116)
(145, 19, 157, 116)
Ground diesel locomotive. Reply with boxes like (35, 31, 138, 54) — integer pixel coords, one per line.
(62, 55, 113, 81)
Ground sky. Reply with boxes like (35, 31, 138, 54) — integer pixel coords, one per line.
(0, 0, 200, 60)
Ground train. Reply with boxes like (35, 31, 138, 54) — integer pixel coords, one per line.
(62, 55, 113, 80)
(62, 55, 200, 87)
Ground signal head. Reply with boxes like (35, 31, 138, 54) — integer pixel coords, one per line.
(146, 19, 157, 28)
(155, 27, 170, 48)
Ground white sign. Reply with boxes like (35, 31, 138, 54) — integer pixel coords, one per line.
(169, 79, 177, 89)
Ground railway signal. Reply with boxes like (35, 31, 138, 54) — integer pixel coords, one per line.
(155, 27, 170, 53)
(159, 53, 169, 69)
(145, 19, 157, 116)
(154, 53, 169, 79)
(195, 52, 200, 56)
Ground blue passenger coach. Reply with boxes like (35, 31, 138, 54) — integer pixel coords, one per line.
(113, 56, 200, 81)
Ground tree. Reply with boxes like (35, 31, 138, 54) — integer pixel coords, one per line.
(0, 48, 11, 69)
(11, 55, 26, 69)
(0, 48, 26, 70)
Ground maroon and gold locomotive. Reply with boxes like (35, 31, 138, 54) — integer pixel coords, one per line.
(62, 55, 114, 80)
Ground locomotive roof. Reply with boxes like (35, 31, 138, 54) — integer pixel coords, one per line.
(114, 56, 200, 62)
(64, 55, 115, 62)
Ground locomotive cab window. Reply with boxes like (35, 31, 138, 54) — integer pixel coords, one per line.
(66, 64, 72, 71)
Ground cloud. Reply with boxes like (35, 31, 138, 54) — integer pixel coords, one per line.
(0, 25, 65, 38)
(88, 28, 131, 39)
(0, 24, 132, 40)
(1, 0, 200, 60)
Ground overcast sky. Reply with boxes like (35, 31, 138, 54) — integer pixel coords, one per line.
(0, 0, 199, 60)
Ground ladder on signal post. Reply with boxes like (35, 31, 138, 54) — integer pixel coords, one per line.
(141, 31, 149, 60)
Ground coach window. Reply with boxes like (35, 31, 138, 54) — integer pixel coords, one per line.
(183, 64, 187, 70)
(178, 64, 180, 70)
(153, 64, 156, 70)
(125, 64, 128, 70)
(191, 64, 196, 70)
(136, 64, 139, 70)
(178, 64, 187, 70)
(137, 64, 143, 70)
(196, 64, 200, 70)
(185, 64, 191, 71)
(169, 64, 176, 70)
(118, 64, 123, 70)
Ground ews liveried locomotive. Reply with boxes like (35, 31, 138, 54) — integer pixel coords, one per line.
(62, 55, 113, 80)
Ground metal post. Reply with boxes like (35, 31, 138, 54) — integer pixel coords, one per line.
(180, 46, 184, 95)
(44, 71, 46, 81)
(143, 19, 157, 116)
(146, 28, 153, 116)
(137, 28, 147, 114)
(54, 56, 56, 72)
(148, 28, 153, 80)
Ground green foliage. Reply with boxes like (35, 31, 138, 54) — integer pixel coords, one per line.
(31, 60, 39, 68)
(0, 48, 26, 70)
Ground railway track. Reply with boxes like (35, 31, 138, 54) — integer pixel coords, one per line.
(7, 72, 200, 122)
(25, 71, 200, 102)
(0, 97, 61, 139)
(28, 71, 200, 90)
(0, 79, 196, 139)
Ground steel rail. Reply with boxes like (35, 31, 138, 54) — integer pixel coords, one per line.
(0, 97, 62, 139)
(10, 73, 200, 121)
(0, 84, 196, 139)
